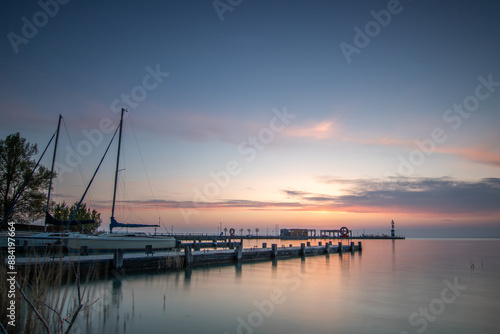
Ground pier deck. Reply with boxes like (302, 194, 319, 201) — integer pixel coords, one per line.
(12, 242, 362, 276)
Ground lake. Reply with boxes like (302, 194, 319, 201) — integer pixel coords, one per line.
(64, 238, 500, 333)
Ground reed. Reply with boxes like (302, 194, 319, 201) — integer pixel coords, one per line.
(1, 248, 98, 334)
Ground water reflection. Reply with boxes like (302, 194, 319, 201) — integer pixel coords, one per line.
(52, 239, 500, 334)
(184, 268, 192, 283)
(235, 263, 242, 279)
(112, 277, 123, 312)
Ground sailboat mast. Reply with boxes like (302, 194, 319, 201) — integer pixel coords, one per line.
(45, 114, 62, 232)
(111, 108, 126, 225)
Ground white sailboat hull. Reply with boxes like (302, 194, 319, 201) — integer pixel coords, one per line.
(64, 234, 176, 252)
(8, 232, 79, 249)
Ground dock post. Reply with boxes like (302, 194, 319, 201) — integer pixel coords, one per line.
(350, 242, 355, 253)
(80, 246, 88, 256)
(307, 241, 311, 247)
(325, 243, 330, 254)
(262, 242, 267, 249)
(184, 246, 193, 268)
(300, 243, 306, 256)
(358, 241, 362, 252)
(338, 242, 343, 254)
(113, 249, 123, 269)
(235, 244, 242, 263)
(271, 244, 278, 259)
(318, 241, 322, 246)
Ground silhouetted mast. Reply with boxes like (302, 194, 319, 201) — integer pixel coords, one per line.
(111, 108, 126, 222)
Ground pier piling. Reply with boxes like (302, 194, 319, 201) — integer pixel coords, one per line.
(300, 243, 306, 256)
(272, 244, 278, 259)
(235, 244, 242, 263)
(113, 249, 123, 269)
(184, 246, 193, 268)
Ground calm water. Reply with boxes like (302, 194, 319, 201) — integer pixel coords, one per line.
(63, 239, 499, 334)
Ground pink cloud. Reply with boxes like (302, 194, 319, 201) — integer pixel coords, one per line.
(340, 136, 414, 147)
(283, 120, 338, 139)
(437, 146, 500, 168)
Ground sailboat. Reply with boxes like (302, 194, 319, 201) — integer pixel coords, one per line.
(64, 109, 176, 252)
(1, 115, 86, 251)
(44, 115, 97, 230)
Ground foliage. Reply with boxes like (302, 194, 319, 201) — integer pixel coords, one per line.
(0, 132, 52, 225)
(51, 201, 102, 233)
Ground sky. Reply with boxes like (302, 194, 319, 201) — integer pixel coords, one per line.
(1, 0, 499, 237)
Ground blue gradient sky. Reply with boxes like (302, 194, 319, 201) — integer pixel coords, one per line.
(1, 0, 499, 237)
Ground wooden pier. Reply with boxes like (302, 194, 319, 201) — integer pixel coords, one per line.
(13, 241, 362, 276)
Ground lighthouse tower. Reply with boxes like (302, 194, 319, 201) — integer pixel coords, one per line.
(391, 220, 395, 238)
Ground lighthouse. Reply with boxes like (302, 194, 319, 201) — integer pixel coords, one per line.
(391, 220, 395, 238)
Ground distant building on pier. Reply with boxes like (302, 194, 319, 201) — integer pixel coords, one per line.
(280, 228, 316, 238)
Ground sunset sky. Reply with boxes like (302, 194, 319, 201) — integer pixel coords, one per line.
(1, 1, 499, 237)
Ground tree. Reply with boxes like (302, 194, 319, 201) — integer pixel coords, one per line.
(51, 201, 102, 233)
(239, 228, 243, 236)
(0, 133, 52, 225)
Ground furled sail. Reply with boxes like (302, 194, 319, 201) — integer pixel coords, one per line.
(110, 217, 159, 233)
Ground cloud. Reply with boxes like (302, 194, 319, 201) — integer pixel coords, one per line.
(125, 108, 265, 144)
(340, 136, 413, 147)
(340, 132, 500, 169)
(283, 190, 312, 198)
(111, 199, 303, 211)
(311, 177, 500, 215)
(283, 120, 338, 139)
(114, 177, 500, 217)
(138, 112, 341, 144)
(437, 146, 500, 168)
